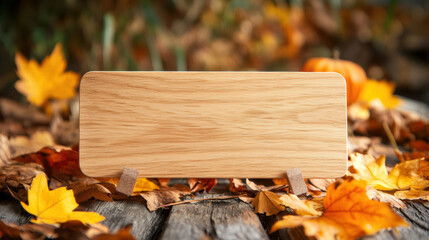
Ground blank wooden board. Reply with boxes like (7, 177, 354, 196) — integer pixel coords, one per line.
(79, 72, 347, 178)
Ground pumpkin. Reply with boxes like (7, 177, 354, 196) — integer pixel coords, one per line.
(301, 57, 367, 105)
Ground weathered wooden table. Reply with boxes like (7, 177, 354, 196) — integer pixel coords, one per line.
(1, 183, 428, 240)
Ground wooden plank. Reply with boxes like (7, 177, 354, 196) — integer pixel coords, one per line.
(159, 194, 269, 240)
(83, 199, 169, 239)
(80, 72, 347, 178)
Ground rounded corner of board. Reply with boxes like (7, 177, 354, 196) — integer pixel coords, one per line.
(327, 72, 347, 85)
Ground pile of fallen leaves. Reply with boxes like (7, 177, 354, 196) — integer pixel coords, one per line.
(1, 44, 429, 240)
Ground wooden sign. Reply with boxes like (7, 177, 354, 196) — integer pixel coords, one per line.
(79, 72, 347, 178)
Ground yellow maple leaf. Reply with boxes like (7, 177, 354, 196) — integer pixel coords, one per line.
(271, 180, 408, 240)
(357, 79, 401, 109)
(252, 191, 285, 216)
(21, 174, 105, 224)
(15, 43, 79, 107)
(349, 153, 429, 190)
(133, 178, 160, 192)
(279, 194, 321, 216)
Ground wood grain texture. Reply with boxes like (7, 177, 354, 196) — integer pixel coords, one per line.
(160, 193, 269, 240)
(83, 199, 169, 239)
(79, 72, 347, 178)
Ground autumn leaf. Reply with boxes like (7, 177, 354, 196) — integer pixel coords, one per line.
(133, 178, 160, 192)
(252, 191, 285, 216)
(157, 178, 170, 187)
(271, 180, 408, 240)
(394, 189, 429, 201)
(279, 194, 321, 216)
(69, 182, 115, 203)
(92, 225, 135, 240)
(366, 186, 406, 209)
(349, 153, 429, 190)
(188, 178, 217, 193)
(21, 174, 105, 224)
(97, 177, 159, 194)
(228, 178, 248, 192)
(13, 147, 84, 178)
(9, 131, 55, 157)
(140, 184, 191, 211)
(15, 43, 79, 107)
(357, 79, 401, 109)
(272, 178, 288, 186)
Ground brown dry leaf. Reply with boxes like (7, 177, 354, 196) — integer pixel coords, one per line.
(246, 179, 267, 191)
(188, 178, 217, 193)
(252, 191, 285, 216)
(9, 131, 55, 157)
(394, 189, 429, 201)
(308, 178, 338, 192)
(349, 153, 429, 190)
(0, 98, 51, 125)
(0, 220, 57, 240)
(396, 150, 427, 162)
(50, 113, 79, 146)
(0, 219, 108, 240)
(0, 220, 20, 239)
(0, 162, 44, 201)
(279, 194, 321, 216)
(366, 186, 406, 209)
(69, 182, 115, 203)
(409, 140, 429, 152)
(271, 180, 409, 240)
(418, 159, 429, 179)
(228, 178, 248, 192)
(55, 221, 109, 239)
(157, 178, 170, 187)
(140, 184, 191, 211)
(351, 102, 409, 143)
(92, 225, 135, 240)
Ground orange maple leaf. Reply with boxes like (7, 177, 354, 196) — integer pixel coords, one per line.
(15, 43, 79, 107)
(271, 180, 408, 240)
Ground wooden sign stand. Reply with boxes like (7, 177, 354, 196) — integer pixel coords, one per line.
(115, 167, 308, 196)
(80, 71, 347, 190)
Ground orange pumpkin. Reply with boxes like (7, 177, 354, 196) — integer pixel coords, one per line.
(301, 57, 367, 105)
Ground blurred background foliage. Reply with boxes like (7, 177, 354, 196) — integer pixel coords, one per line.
(0, 0, 428, 103)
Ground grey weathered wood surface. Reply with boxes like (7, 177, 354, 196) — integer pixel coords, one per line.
(83, 199, 169, 239)
(0, 194, 32, 225)
(1, 192, 429, 240)
(159, 194, 269, 240)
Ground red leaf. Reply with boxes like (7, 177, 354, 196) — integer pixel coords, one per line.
(12, 147, 84, 178)
(188, 178, 217, 193)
